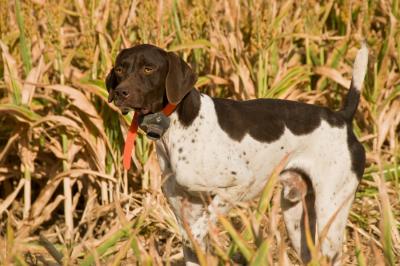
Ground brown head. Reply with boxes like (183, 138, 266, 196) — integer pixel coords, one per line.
(106, 44, 197, 115)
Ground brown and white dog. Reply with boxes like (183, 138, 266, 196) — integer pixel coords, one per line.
(106, 43, 368, 265)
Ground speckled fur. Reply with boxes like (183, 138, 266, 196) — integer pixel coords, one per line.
(157, 94, 359, 265)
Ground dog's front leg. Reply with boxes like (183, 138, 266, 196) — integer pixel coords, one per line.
(163, 180, 231, 265)
(157, 143, 207, 265)
(188, 193, 232, 242)
(161, 175, 202, 265)
(185, 194, 233, 265)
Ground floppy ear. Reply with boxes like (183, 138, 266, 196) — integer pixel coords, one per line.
(106, 68, 117, 102)
(165, 52, 197, 105)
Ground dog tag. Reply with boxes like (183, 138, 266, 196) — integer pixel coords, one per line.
(138, 112, 171, 140)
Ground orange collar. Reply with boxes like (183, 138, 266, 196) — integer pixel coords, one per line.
(123, 103, 176, 170)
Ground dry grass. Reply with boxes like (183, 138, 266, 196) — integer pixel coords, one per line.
(0, 0, 399, 265)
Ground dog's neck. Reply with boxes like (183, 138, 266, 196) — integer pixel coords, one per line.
(174, 88, 201, 127)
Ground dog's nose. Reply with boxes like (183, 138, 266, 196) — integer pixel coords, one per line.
(114, 89, 129, 99)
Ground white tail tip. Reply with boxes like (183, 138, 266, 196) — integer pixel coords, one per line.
(352, 42, 368, 91)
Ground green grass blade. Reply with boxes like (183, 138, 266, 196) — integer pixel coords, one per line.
(249, 239, 270, 266)
(0, 103, 41, 121)
(382, 206, 395, 266)
(171, 0, 182, 44)
(266, 66, 310, 98)
(0, 42, 22, 105)
(80, 221, 134, 266)
(256, 154, 289, 221)
(169, 39, 213, 51)
(355, 249, 367, 266)
(130, 236, 142, 262)
(15, 0, 32, 76)
(13, 255, 29, 266)
(219, 216, 254, 261)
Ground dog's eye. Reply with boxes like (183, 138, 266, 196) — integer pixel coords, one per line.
(114, 67, 123, 75)
(143, 66, 154, 74)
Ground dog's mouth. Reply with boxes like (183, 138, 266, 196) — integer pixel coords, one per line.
(120, 106, 151, 116)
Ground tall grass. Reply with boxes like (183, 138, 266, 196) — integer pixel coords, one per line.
(0, 0, 399, 265)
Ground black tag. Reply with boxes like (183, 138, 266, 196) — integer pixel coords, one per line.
(138, 112, 171, 140)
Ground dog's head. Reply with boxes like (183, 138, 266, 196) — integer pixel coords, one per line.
(106, 44, 197, 115)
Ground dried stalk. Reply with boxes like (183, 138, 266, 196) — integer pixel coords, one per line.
(62, 134, 74, 243)
(22, 165, 31, 219)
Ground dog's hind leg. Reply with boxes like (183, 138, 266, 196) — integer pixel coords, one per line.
(313, 172, 359, 265)
(280, 169, 316, 264)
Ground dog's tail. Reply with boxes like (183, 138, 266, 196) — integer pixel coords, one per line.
(339, 42, 368, 122)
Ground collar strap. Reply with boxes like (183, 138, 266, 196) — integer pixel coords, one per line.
(161, 103, 177, 116)
(123, 103, 176, 170)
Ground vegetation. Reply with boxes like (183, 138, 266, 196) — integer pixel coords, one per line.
(0, 0, 399, 265)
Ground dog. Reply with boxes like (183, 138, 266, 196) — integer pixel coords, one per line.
(106, 43, 368, 265)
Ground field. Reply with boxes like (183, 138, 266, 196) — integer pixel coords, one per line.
(0, 0, 399, 265)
